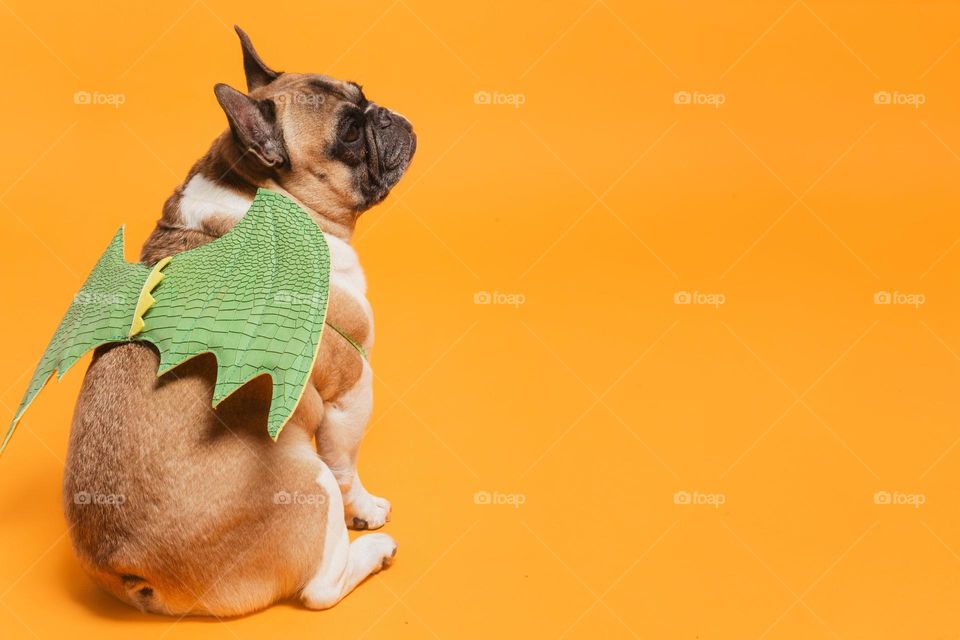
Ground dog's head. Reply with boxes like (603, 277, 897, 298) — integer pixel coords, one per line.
(213, 27, 416, 224)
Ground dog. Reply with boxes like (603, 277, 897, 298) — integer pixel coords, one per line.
(61, 26, 415, 616)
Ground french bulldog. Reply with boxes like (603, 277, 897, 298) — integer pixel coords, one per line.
(62, 26, 415, 616)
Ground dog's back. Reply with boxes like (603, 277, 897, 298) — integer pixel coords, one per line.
(63, 342, 328, 615)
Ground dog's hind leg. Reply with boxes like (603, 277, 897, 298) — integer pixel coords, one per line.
(301, 463, 397, 609)
(316, 360, 391, 529)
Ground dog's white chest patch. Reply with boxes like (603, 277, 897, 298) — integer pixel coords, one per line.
(324, 234, 366, 299)
(179, 174, 250, 230)
(325, 234, 374, 349)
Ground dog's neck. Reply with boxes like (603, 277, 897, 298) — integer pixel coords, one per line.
(157, 132, 356, 243)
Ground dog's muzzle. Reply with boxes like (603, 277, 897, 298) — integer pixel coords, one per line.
(364, 104, 416, 200)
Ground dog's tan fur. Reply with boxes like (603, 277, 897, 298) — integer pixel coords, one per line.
(62, 28, 413, 616)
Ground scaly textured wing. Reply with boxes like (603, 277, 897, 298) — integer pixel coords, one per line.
(139, 188, 330, 439)
(2, 189, 328, 452)
(2, 229, 151, 451)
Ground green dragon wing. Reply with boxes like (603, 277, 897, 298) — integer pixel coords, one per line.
(2, 230, 151, 451)
(2, 188, 330, 452)
(140, 189, 330, 438)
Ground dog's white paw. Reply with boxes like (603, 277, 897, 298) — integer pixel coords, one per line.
(362, 532, 398, 571)
(346, 491, 391, 530)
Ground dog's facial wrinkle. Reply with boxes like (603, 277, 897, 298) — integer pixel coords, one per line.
(305, 77, 365, 106)
(363, 120, 382, 185)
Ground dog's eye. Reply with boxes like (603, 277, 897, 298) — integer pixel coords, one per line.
(341, 121, 362, 143)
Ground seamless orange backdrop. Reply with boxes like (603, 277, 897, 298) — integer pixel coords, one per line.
(2, 1, 960, 638)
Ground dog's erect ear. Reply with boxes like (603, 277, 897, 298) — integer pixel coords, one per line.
(214, 83, 287, 168)
(234, 25, 280, 92)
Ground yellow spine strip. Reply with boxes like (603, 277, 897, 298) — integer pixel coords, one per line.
(129, 256, 172, 337)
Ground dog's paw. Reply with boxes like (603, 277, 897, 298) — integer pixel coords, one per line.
(346, 493, 391, 530)
(362, 532, 398, 572)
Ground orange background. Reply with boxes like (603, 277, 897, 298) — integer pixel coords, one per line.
(1, 1, 960, 638)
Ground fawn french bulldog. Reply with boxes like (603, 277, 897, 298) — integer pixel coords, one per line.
(62, 26, 415, 616)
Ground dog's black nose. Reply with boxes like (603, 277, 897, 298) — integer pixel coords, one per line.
(375, 108, 393, 129)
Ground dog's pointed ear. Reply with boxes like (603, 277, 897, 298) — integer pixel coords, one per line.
(234, 25, 280, 92)
(214, 83, 287, 168)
